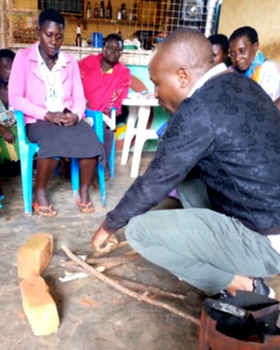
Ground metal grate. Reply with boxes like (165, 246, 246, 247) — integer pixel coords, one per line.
(2, 0, 221, 52)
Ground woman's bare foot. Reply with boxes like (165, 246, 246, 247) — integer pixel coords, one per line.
(79, 187, 91, 205)
(33, 189, 57, 216)
(35, 189, 50, 207)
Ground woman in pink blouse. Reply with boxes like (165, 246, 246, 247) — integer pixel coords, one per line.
(9, 9, 104, 216)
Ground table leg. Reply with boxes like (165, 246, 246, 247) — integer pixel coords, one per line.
(121, 106, 138, 165)
(130, 106, 151, 178)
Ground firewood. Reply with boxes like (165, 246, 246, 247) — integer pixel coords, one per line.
(61, 245, 200, 326)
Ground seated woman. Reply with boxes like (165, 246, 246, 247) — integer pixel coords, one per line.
(0, 49, 20, 207)
(9, 9, 104, 217)
(208, 33, 231, 67)
(78, 34, 131, 175)
(0, 49, 19, 168)
(229, 26, 280, 101)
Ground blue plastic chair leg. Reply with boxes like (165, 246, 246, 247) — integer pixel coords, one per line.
(21, 143, 39, 215)
(98, 163, 106, 207)
(55, 164, 60, 177)
(0, 195, 4, 209)
(85, 108, 116, 206)
(71, 158, 80, 196)
(109, 137, 115, 179)
(54, 156, 61, 177)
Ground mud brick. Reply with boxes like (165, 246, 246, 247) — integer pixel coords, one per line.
(18, 233, 53, 278)
(20, 276, 59, 336)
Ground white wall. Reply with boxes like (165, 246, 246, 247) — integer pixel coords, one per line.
(219, 0, 280, 64)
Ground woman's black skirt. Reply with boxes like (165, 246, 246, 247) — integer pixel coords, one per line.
(26, 120, 105, 166)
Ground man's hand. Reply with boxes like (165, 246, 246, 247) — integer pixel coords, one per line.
(0, 125, 15, 143)
(90, 225, 111, 252)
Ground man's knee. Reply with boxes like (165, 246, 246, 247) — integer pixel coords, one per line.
(125, 215, 142, 245)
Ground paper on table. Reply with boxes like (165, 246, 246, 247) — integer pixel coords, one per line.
(127, 91, 155, 99)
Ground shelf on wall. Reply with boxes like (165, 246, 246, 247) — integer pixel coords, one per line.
(11, 7, 82, 19)
(11, 8, 38, 13)
(83, 18, 162, 27)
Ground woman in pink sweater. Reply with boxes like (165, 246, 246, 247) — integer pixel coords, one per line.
(9, 9, 104, 216)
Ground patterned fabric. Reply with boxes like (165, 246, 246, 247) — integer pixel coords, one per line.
(103, 72, 280, 235)
(244, 50, 265, 83)
(232, 51, 280, 101)
(0, 100, 19, 163)
(0, 124, 19, 163)
(37, 45, 65, 113)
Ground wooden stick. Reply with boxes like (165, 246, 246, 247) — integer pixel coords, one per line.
(60, 250, 139, 271)
(86, 250, 139, 264)
(106, 274, 187, 301)
(61, 245, 200, 326)
(94, 254, 140, 271)
(60, 262, 187, 301)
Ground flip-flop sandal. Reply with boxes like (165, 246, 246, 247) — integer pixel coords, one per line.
(33, 202, 58, 217)
(76, 200, 96, 214)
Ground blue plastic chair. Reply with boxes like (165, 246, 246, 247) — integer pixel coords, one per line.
(84, 108, 116, 207)
(15, 108, 116, 214)
(85, 108, 116, 179)
(15, 110, 80, 215)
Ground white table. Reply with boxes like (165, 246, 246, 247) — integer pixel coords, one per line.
(121, 97, 159, 178)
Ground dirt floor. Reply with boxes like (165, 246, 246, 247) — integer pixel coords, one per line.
(0, 156, 279, 350)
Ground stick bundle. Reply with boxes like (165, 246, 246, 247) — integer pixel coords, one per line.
(61, 245, 200, 326)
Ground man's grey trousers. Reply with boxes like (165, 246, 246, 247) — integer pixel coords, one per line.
(125, 179, 280, 295)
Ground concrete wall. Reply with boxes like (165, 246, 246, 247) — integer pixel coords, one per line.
(218, 0, 280, 64)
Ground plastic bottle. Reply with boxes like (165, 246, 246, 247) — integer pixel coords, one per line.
(106, 0, 112, 19)
(86, 1, 92, 18)
(75, 26, 82, 47)
(99, 0, 105, 19)
(93, 2, 99, 18)
(132, 1, 138, 21)
(116, 7, 122, 20)
(128, 9, 133, 21)
(121, 3, 127, 20)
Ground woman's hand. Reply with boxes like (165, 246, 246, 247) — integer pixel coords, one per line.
(44, 111, 66, 125)
(0, 125, 15, 143)
(61, 113, 79, 126)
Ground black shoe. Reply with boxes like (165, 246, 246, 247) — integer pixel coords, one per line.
(219, 278, 275, 299)
(219, 290, 234, 298)
(253, 278, 275, 299)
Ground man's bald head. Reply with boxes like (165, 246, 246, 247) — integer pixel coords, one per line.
(157, 27, 214, 73)
(149, 28, 215, 114)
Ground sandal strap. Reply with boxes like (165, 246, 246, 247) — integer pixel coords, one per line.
(77, 200, 92, 208)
